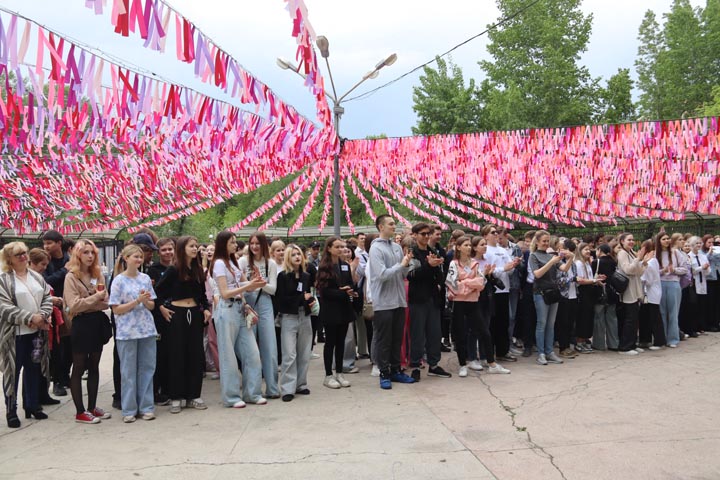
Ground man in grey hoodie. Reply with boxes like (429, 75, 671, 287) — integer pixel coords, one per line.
(368, 215, 415, 389)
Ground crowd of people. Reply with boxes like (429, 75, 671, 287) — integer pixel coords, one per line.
(1, 216, 718, 427)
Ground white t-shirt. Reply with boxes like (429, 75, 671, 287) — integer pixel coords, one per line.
(689, 251, 709, 295)
(485, 244, 513, 294)
(212, 259, 244, 290)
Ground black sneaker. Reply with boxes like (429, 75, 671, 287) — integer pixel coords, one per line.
(411, 368, 421, 382)
(497, 355, 518, 363)
(522, 348, 532, 357)
(112, 398, 121, 410)
(427, 365, 452, 378)
(440, 344, 451, 352)
(52, 384, 67, 397)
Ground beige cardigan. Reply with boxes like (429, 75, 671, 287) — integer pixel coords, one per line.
(617, 249, 646, 304)
(63, 272, 108, 319)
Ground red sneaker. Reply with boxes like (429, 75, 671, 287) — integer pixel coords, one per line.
(75, 411, 100, 424)
(91, 407, 112, 420)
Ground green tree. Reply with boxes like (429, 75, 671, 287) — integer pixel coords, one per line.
(411, 56, 480, 135)
(597, 68, 636, 123)
(635, 10, 666, 119)
(660, 0, 707, 117)
(698, 85, 720, 116)
(477, 0, 598, 130)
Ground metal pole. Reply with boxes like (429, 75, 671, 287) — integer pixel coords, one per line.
(333, 104, 344, 237)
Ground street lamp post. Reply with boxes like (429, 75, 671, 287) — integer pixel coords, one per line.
(278, 37, 397, 236)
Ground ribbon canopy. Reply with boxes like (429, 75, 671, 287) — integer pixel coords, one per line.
(1, 2, 719, 235)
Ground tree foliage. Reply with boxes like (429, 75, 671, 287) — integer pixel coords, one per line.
(636, 0, 720, 119)
(412, 56, 480, 135)
(477, 0, 598, 130)
(597, 68, 636, 124)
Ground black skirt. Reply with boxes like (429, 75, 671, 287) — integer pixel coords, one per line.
(71, 311, 107, 354)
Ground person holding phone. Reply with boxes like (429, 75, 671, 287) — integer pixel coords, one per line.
(316, 237, 356, 389)
(238, 233, 280, 399)
(63, 240, 111, 424)
(108, 245, 158, 423)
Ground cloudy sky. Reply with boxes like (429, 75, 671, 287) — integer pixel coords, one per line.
(0, 0, 704, 139)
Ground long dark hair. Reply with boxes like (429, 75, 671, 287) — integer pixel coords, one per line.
(176, 236, 205, 283)
(316, 236, 342, 290)
(210, 231, 239, 278)
(247, 232, 269, 270)
(655, 232, 673, 268)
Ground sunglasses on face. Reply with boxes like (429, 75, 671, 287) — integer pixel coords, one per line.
(14, 251, 28, 258)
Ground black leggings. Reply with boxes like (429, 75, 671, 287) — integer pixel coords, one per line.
(323, 323, 348, 376)
(71, 351, 102, 415)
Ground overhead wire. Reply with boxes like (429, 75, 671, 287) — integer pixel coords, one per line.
(344, 0, 543, 103)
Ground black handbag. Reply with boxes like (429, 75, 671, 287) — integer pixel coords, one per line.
(101, 315, 113, 345)
(541, 287, 562, 305)
(609, 270, 629, 293)
(489, 274, 506, 291)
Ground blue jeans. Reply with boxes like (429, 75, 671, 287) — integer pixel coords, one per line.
(215, 300, 264, 404)
(660, 281, 681, 345)
(116, 336, 156, 417)
(244, 292, 279, 396)
(533, 294, 558, 355)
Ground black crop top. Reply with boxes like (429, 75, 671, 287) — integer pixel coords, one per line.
(154, 265, 210, 311)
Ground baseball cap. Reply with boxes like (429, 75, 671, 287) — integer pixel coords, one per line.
(311, 241, 321, 249)
(132, 233, 158, 251)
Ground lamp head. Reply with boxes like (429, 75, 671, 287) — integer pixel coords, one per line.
(316, 36, 330, 58)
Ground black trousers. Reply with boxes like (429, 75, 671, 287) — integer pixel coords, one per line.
(323, 322, 348, 376)
(619, 301, 640, 352)
(166, 306, 205, 400)
(50, 335, 72, 386)
(639, 303, 666, 346)
(452, 301, 495, 365)
(679, 287, 697, 335)
(556, 298, 579, 350)
(576, 287, 596, 339)
(707, 280, 720, 329)
(491, 292, 510, 357)
(374, 308, 405, 376)
(153, 316, 169, 398)
(519, 284, 537, 348)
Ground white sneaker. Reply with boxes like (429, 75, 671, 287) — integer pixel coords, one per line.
(480, 359, 489, 368)
(488, 364, 511, 374)
(371, 365, 380, 377)
(232, 400, 246, 408)
(509, 346, 523, 356)
(468, 360, 484, 371)
(648, 345, 662, 351)
(323, 375, 341, 389)
(635, 347, 645, 353)
(458, 366, 468, 377)
(311, 352, 321, 359)
(667, 344, 678, 348)
(619, 349, 639, 356)
(536, 354, 548, 365)
(546, 352, 564, 364)
(335, 373, 351, 388)
(123, 415, 136, 423)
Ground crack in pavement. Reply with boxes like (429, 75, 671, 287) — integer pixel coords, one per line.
(476, 374, 568, 480)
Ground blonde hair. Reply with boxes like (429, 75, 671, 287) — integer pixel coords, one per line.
(0, 242, 28, 273)
(271, 240, 286, 259)
(114, 244, 144, 276)
(67, 240, 101, 279)
(530, 230, 550, 252)
(282, 244, 306, 273)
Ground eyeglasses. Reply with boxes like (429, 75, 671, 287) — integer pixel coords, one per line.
(14, 251, 28, 258)
(489, 231, 498, 235)
(417, 231, 431, 236)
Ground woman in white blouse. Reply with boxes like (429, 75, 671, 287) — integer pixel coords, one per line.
(688, 236, 710, 334)
(639, 239, 666, 350)
(0, 242, 52, 428)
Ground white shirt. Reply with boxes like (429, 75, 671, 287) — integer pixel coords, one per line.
(689, 251, 709, 295)
(14, 272, 43, 335)
(641, 258, 662, 304)
(485, 244, 513, 294)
